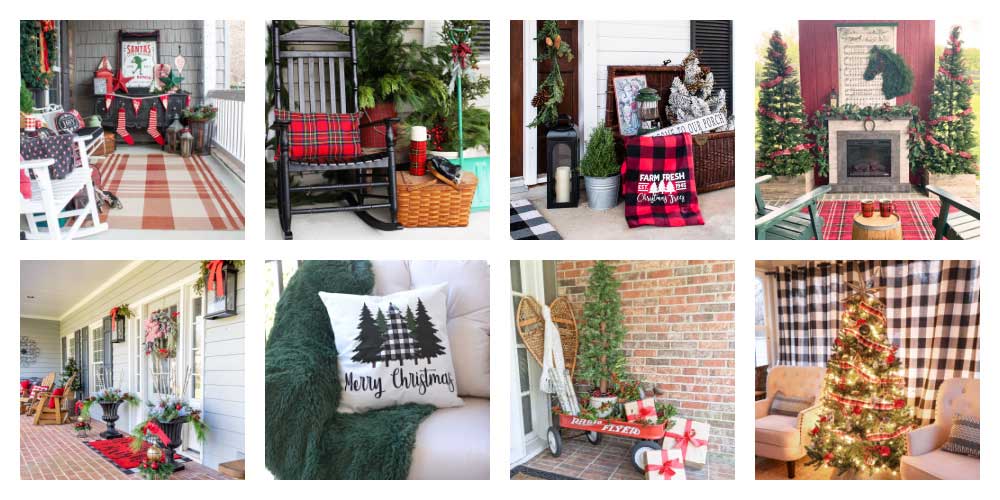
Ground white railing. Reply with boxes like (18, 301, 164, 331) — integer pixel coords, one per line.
(206, 89, 245, 169)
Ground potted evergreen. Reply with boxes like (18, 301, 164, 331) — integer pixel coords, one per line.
(576, 261, 627, 417)
(580, 125, 621, 210)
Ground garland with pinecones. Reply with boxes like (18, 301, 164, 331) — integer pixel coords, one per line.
(528, 21, 574, 128)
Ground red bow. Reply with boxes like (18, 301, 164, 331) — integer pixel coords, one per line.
(664, 420, 707, 460)
(142, 420, 171, 446)
(451, 43, 472, 69)
(39, 21, 55, 73)
(110, 307, 119, 332)
(645, 454, 683, 479)
(636, 399, 656, 421)
(206, 260, 226, 297)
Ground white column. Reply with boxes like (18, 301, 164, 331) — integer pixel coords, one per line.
(201, 20, 218, 100)
(580, 21, 598, 146)
(523, 22, 538, 185)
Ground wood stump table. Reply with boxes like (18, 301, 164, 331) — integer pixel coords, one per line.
(852, 212, 902, 240)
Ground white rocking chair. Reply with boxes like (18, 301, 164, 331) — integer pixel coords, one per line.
(20, 137, 108, 240)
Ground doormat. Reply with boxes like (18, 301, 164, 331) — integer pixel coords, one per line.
(814, 199, 944, 240)
(510, 465, 578, 480)
(85, 437, 190, 475)
(510, 199, 562, 240)
(96, 153, 245, 231)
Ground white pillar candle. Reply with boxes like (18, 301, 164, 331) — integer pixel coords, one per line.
(410, 126, 427, 142)
(555, 166, 571, 203)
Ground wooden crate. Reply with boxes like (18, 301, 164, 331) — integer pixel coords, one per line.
(605, 65, 735, 193)
(396, 171, 477, 227)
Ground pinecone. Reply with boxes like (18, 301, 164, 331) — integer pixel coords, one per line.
(531, 88, 551, 108)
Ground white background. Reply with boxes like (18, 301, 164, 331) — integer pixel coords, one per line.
(7, 0, 992, 491)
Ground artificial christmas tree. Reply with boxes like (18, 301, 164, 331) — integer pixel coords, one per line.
(666, 50, 731, 128)
(918, 26, 978, 175)
(756, 31, 814, 176)
(805, 273, 917, 477)
(576, 261, 627, 415)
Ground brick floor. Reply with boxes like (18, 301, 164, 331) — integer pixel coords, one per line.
(20, 415, 229, 480)
(518, 434, 735, 480)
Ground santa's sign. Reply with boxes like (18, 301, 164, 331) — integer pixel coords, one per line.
(120, 39, 158, 89)
(644, 112, 727, 137)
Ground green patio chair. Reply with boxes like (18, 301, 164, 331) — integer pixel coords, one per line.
(927, 184, 980, 240)
(755, 175, 831, 240)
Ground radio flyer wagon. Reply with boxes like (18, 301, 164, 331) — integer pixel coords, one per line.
(548, 409, 667, 473)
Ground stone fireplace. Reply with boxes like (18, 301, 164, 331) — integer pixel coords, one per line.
(827, 119, 911, 193)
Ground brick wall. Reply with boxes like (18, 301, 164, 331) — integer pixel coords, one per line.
(67, 20, 206, 114)
(556, 260, 736, 478)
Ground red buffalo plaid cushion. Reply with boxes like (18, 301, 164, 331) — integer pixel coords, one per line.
(274, 110, 362, 163)
(621, 133, 704, 228)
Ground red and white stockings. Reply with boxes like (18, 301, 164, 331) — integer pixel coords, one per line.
(148, 107, 164, 146)
(116, 108, 134, 145)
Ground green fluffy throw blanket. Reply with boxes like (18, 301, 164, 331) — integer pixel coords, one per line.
(265, 261, 435, 479)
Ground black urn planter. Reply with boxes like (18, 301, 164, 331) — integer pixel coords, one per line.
(99, 401, 124, 439)
(158, 417, 188, 472)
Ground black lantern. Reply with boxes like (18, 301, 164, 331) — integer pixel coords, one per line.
(104, 312, 127, 344)
(205, 261, 239, 320)
(546, 114, 580, 209)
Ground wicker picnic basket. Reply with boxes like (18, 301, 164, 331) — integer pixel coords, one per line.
(396, 170, 477, 227)
(515, 295, 579, 378)
(605, 65, 735, 193)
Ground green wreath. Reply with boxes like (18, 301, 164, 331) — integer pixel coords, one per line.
(20, 21, 57, 89)
(863, 46, 914, 100)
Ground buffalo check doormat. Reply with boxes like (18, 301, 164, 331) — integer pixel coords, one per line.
(97, 153, 245, 231)
(511, 199, 562, 240)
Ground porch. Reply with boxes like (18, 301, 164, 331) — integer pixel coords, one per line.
(20, 20, 245, 240)
(20, 415, 227, 480)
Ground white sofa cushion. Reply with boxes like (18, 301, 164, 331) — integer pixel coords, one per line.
(408, 397, 490, 479)
(372, 260, 491, 398)
(755, 414, 800, 449)
(900, 449, 980, 480)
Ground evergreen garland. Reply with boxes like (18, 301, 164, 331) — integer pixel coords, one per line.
(913, 25, 978, 175)
(808, 103, 921, 177)
(575, 261, 627, 397)
(528, 21, 574, 128)
(755, 31, 815, 176)
(20, 20, 57, 89)
(61, 358, 83, 394)
(863, 46, 914, 100)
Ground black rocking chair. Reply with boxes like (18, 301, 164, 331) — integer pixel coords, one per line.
(270, 22, 401, 239)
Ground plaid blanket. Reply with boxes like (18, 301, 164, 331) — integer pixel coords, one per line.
(621, 134, 703, 228)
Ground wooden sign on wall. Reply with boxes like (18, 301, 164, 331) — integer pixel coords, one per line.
(837, 24, 897, 107)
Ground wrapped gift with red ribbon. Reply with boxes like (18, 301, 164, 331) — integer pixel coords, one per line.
(624, 397, 658, 424)
(644, 448, 685, 480)
(205, 260, 226, 298)
(663, 417, 710, 468)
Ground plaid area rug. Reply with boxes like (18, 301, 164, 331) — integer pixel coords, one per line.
(97, 153, 245, 231)
(510, 199, 562, 240)
(816, 200, 945, 240)
(85, 437, 189, 475)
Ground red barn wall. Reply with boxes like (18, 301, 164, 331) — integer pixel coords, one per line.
(798, 20, 935, 184)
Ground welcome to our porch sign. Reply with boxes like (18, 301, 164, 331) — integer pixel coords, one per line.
(643, 112, 727, 137)
(120, 33, 159, 89)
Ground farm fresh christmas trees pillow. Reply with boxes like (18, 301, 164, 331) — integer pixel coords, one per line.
(318, 283, 463, 413)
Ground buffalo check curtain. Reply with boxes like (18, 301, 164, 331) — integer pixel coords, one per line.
(774, 260, 979, 423)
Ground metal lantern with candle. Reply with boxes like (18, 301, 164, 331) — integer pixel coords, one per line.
(179, 128, 194, 158)
(546, 114, 580, 209)
(636, 87, 661, 135)
(204, 260, 239, 320)
(166, 114, 183, 153)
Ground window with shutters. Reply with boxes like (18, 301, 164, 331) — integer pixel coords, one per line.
(471, 20, 490, 61)
(690, 21, 733, 113)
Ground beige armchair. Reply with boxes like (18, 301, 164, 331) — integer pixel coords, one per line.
(755, 366, 826, 478)
(901, 378, 979, 480)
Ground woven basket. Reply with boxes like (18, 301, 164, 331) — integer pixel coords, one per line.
(605, 65, 735, 194)
(396, 170, 477, 227)
(515, 295, 580, 378)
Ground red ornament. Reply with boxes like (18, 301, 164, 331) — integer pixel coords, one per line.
(853, 405, 863, 415)
(811, 426, 820, 436)
(835, 338, 844, 347)
(823, 452, 833, 463)
(820, 415, 829, 423)
(175, 404, 183, 410)
(886, 353, 895, 364)
(894, 399, 905, 409)
(879, 446, 891, 457)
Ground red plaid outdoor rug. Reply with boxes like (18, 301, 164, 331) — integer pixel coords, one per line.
(97, 153, 244, 231)
(815, 200, 948, 240)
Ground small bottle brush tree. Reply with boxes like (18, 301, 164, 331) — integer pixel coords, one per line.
(805, 276, 916, 476)
(576, 261, 627, 401)
(756, 31, 814, 176)
(917, 25, 978, 175)
(580, 125, 618, 178)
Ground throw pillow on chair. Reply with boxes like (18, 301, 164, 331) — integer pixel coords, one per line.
(273, 110, 362, 163)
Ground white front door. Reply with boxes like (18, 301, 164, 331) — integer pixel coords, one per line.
(509, 260, 559, 465)
(181, 288, 205, 460)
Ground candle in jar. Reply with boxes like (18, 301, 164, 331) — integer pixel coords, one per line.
(555, 166, 571, 203)
(410, 126, 428, 142)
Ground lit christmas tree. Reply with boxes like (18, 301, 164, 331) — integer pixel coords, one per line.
(805, 271, 917, 476)
(918, 25, 978, 175)
(756, 31, 814, 176)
